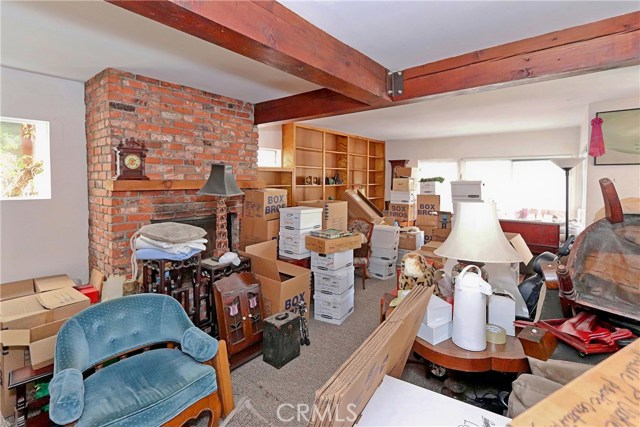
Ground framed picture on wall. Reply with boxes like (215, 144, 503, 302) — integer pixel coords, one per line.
(593, 108, 640, 166)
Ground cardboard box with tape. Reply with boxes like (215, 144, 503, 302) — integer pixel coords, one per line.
(342, 189, 384, 224)
(388, 202, 417, 222)
(416, 195, 440, 226)
(244, 188, 288, 220)
(297, 200, 348, 231)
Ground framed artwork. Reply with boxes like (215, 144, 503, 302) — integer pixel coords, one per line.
(593, 108, 640, 166)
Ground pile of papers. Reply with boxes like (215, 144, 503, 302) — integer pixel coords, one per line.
(309, 284, 433, 427)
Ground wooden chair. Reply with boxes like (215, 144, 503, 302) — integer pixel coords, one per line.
(348, 218, 374, 290)
(49, 294, 235, 427)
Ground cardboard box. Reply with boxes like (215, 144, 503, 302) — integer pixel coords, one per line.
(394, 167, 418, 178)
(279, 206, 322, 230)
(0, 278, 35, 301)
(416, 195, 441, 226)
(240, 240, 311, 319)
(305, 234, 361, 255)
(417, 241, 445, 265)
(398, 230, 424, 250)
(392, 178, 416, 192)
(34, 274, 76, 293)
(417, 319, 452, 345)
(504, 232, 534, 265)
(311, 250, 354, 272)
(314, 266, 355, 295)
(0, 288, 89, 330)
(419, 181, 444, 195)
(388, 203, 417, 222)
(418, 225, 436, 244)
(279, 229, 311, 254)
(370, 246, 399, 261)
(432, 227, 452, 242)
(314, 290, 354, 320)
(244, 189, 288, 220)
(488, 292, 516, 336)
(75, 285, 100, 304)
(371, 224, 400, 248)
(390, 190, 417, 204)
(240, 217, 279, 250)
(342, 189, 384, 224)
(426, 295, 452, 325)
(369, 257, 396, 279)
(297, 200, 348, 231)
(435, 211, 453, 230)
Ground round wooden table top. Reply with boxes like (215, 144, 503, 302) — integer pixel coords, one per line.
(412, 335, 529, 373)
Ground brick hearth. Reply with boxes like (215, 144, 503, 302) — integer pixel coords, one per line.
(85, 68, 258, 276)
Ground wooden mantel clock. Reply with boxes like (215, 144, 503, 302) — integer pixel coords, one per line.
(113, 137, 149, 180)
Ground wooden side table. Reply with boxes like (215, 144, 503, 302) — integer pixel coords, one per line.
(9, 364, 54, 427)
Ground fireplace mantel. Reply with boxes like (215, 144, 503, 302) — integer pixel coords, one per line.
(104, 179, 265, 192)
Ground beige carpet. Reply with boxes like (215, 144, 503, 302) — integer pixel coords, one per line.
(194, 276, 416, 427)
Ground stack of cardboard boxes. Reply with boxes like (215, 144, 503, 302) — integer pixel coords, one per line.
(278, 206, 323, 260)
(416, 194, 454, 244)
(310, 239, 356, 325)
(0, 275, 91, 418)
(240, 188, 288, 250)
(397, 228, 425, 266)
(369, 224, 400, 280)
(389, 169, 417, 226)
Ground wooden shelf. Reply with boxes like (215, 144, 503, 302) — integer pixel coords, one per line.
(268, 184, 292, 188)
(351, 168, 367, 172)
(325, 184, 347, 187)
(349, 153, 368, 158)
(105, 179, 264, 192)
(297, 185, 324, 188)
(325, 167, 347, 170)
(296, 165, 322, 169)
(297, 146, 322, 152)
(325, 150, 347, 154)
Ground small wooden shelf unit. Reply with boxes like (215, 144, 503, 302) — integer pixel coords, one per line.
(277, 123, 385, 210)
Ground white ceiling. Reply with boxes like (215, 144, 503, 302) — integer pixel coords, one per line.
(1, 0, 639, 140)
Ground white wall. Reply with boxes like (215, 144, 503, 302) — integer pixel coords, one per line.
(0, 67, 89, 283)
(584, 97, 640, 223)
(386, 127, 583, 215)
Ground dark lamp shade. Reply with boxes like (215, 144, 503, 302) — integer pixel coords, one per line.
(197, 163, 244, 197)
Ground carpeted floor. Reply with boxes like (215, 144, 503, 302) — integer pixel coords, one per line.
(191, 277, 512, 426)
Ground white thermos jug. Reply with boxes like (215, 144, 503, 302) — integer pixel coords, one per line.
(452, 265, 493, 351)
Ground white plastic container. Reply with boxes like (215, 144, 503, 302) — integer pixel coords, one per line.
(314, 289, 355, 321)
(314, 266, 355, 295)
(278, 229, 311, 254)
(452, 265, 492, 351)
(311, 250, 354, 272)
(390, 190, 418, 204)
(314, 306, 353, 325)
(279, 207, 323, 230)
(370, 224, 400, 248)
(368, 257, 396, 279)
(370, 246, 399, 261)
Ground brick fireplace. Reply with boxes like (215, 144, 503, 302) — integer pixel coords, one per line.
(85, 68, 258, 276)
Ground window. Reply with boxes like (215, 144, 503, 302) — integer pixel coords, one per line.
(0, 117, 51, 200)
(417, 160, 459, 212)
(462, 158, 568, 221)
(257, 148, 282, 167)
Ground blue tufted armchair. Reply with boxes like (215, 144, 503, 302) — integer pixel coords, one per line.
(49, 294, 234, 427)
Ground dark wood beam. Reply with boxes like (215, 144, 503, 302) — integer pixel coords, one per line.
(256, 12, 640, 124)
(106, 0, 390, 106)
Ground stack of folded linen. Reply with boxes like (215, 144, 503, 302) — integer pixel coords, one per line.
(132, 222, 208, 261)
(135, 235, 207, 261)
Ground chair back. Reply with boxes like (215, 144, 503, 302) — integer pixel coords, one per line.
(348, 218, 373, 259)
(54, 294, 193, 374)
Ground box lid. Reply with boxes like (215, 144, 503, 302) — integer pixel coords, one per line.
(280, 206, 323, 214)
(0, 278, 35, 301)
(0, 329, 31, 346)
(0, 294, 48, 322)
(241, 240, 310, 282)
(503, 232, 534, 265)
(34, 274, 76, 293)
(35, 287, 89, 310)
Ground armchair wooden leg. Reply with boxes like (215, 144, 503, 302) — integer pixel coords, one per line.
(361, 266, 366, 290)
(211, 340, 235, 418)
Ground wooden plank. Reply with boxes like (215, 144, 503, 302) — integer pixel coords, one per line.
(255, 12, 640, 124)
(106, 0, 390, 106)
(211, 340, 234, 418)
(104, 179, 265, 192)
(511, 340, 640, 427)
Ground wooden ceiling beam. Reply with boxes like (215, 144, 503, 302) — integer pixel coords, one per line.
(256, 12, 640, 124)
(106, 0, 391, 106)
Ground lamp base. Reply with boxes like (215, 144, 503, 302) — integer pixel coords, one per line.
(214, 197, 229, 259)
(451, 260, 489, 287)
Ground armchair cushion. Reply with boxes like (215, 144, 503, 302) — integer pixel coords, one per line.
(76, 348, 216, 427)
(49, 368, 85, 425)
(182, 326, 218, 362)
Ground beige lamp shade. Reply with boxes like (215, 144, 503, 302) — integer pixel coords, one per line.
(434, 202, 523, 263)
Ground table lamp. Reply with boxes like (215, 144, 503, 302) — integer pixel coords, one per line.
(434, 202, 523, 285)
(198, 163, 244, 258)
(551, 158, 583, 243)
